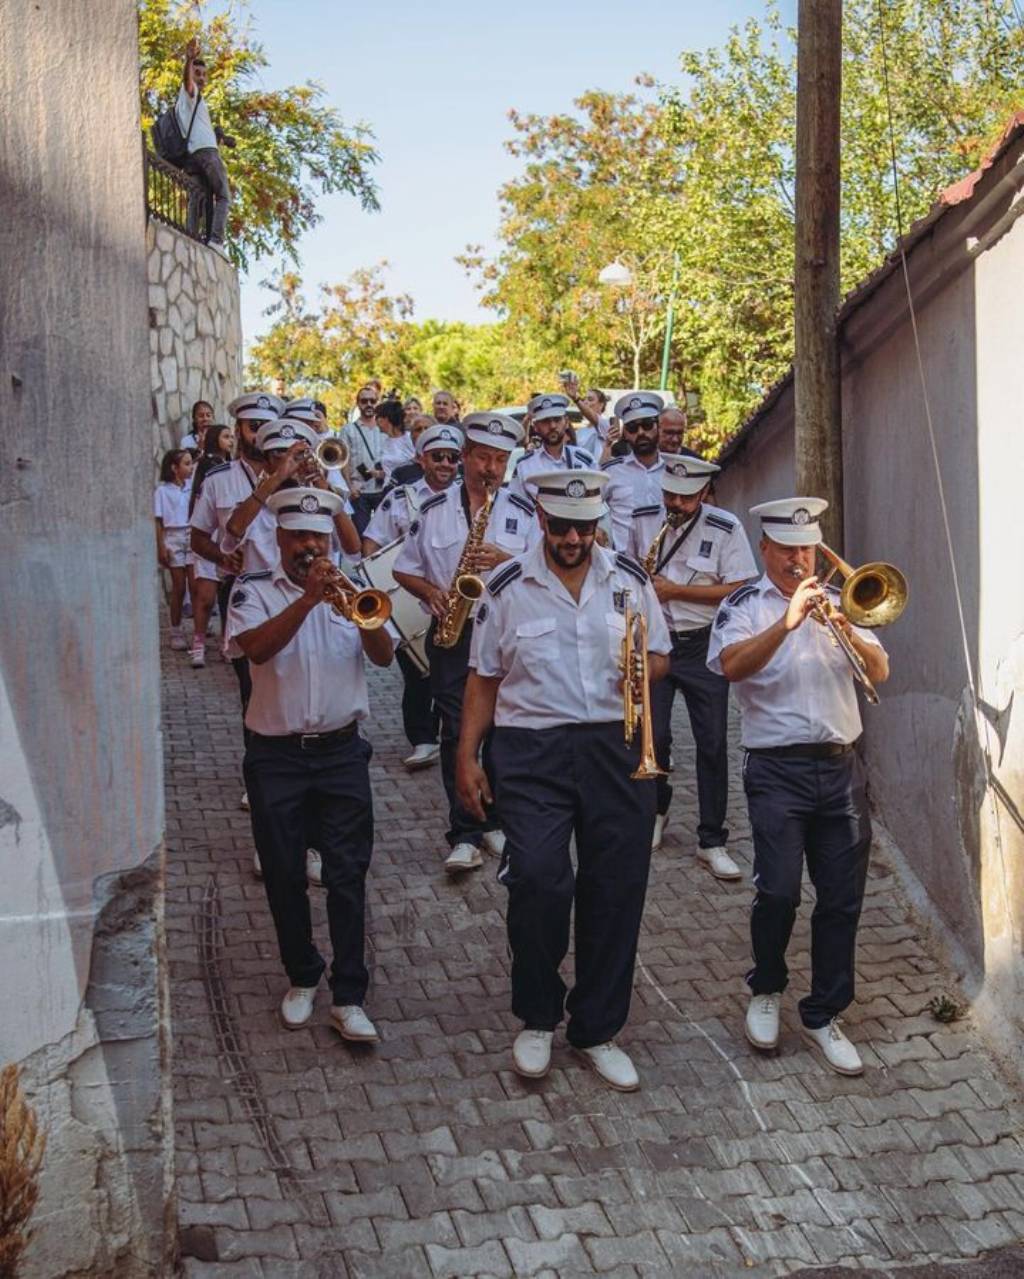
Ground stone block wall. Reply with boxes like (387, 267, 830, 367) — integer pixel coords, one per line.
(147, 220, 243, 457)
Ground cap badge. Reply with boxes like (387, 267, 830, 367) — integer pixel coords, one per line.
(299, 494, 320, 514)
(280, 423, 295, 439)
(667, 461, 687, 477)
(565, 479, 587, 499)
(541, 397, 553, 409)
(629, 396, 643, 410)
(440, 429, 454, 442)
(791, 507, 811, 526)
(487, 419, 504, 436)
(257, 395, 270, 409)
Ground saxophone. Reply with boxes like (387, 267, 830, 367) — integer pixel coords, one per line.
(433, 485, 495, 649)
(642, 511, 684, 575)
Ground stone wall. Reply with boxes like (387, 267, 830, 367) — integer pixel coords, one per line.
(147, 220, 243, 457)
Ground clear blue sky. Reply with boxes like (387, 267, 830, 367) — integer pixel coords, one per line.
(240, 0, 796, 345)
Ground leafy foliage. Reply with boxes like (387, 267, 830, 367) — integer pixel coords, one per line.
(138, 0, 379, 270)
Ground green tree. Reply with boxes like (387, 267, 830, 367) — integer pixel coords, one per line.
(138, 0, 379, 270)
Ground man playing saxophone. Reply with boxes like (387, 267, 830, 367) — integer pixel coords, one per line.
(627, 455, 757, 874)
(394, 413, 538, 874)
(455, 470, 669, 1091)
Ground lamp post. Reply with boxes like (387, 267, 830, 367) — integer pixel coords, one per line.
(599, 255, 679, 392)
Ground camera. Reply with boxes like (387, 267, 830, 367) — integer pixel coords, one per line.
(356, 463, 373, 481)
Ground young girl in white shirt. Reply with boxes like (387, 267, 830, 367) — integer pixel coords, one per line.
(154, 448, 195, 650)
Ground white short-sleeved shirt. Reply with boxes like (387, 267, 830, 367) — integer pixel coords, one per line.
(509, 443, 595, 502)
(189, 460, 259, 578)
(627, 501, 758, 631)
(154, 480, 192, 529)
(470, 541, 671, 730)
(393, 482, 541, 594)
(380, 433, 416, 478)
(175, 85, 217, 153)
(363, 479, 437, 548)
(225, 565, 370, 735)
(601, 453, 666, 550)
(706, 575, 885, 748)
(575, 425, 602, 460)
(340, 421, 386, 493)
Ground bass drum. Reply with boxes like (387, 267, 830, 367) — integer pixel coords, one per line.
(358, 536, 430, 675)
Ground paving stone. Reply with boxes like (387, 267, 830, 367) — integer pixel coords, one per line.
(504, 1233, 591, 1275)
(425, 1238, 513, 1278)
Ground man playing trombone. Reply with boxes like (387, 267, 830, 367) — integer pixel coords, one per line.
(456, 470, 669, 1091)
(707, 498, 889, 1076)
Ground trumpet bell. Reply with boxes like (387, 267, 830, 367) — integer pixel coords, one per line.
(315, 436, 349, 470)
(348, 589, 392, 630)
(841, 562, 908, 628)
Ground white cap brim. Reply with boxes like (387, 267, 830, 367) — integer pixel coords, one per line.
(662, 474, 713, 496)
(536, 495, 607, 520)
(276, 512, 335, 534)
(763, 525, 823, 547)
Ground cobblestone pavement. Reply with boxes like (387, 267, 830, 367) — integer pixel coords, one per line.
(164, 635, 1024, 1277)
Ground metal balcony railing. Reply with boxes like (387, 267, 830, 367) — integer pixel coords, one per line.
(144, 145, 209, 244)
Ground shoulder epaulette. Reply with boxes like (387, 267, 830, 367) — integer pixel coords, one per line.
(615, 552, 649, 585)
(704, 512, 736, 534)
(570, 446, 595, 465)
(508, 492, 535, 515)
(205, 461, 231, 478)
(419, 490, 448, 514)
(236, 569, 271, 583)
(601, 456, 625, 470)
(632, 504, 662, 518)
(486, 561, 523, 597)
(725, 582, 758, 607)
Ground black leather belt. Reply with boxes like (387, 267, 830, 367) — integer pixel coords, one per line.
(254, 723, 358, 751)
(747, 741, 856, 760)
(670, 625, 712, 643)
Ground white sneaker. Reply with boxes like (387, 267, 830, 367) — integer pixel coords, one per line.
(403, 742, 440, 771)
(306, 848, 323, 886)
(512, 1030, 553, 1079)
(279, 985, 317, 1029)
(578, 1041, 640, 1092)
(652, 813, 669, 851)
(330, 1005, 380, 1043)
(190, 645, 206, 668)
(745, 992, 781, 1050)
(444, 843, 483, 874)
(697, 845, 742, 881)
(802, 1018, 864, 1076)
(252, 851, 263, 879)
(170, 630, 187, 651)
(239, 790, 250, 811)
(482, 829, 506, 857)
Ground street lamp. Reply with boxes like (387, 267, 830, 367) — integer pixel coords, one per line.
(598, 255, 680, 392)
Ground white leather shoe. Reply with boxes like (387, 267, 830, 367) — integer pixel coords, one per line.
(512, 1030, 553, 1079)
(330, 1005, 380, 1043)
(306, 848, 323, 886)
(280, 985, 317, 1029)
(239, 790, 250, 811)
(745, 992, 781, 1050)
(578, 1041, 640, 1092)
(252, 851, 263, 879)
(802, 1018, 864, 1076)
(652, 813, 669, 851)
(403, 743, 440, 770)
(444, 842, 483, 874)
(482, 829, 506, 857)
(697, 845, 742, 880)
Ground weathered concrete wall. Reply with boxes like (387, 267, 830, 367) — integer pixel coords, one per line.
(715, 136, 1024, 1073)
(148, 221, 243, 457)
(0, 2, 173, 1274)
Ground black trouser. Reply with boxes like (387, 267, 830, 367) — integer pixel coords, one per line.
(218, 575, 252, 749)
(243, 730, 374, 1004)
(491, 722, 656, 1049)
(425, 623, 496, 848)
(743, 747, 871, 1028)
(650, 625, 730, 848)
(184, 146, 230, 243)
(396, 646, 439, 748)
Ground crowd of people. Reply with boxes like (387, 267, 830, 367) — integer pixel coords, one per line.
(154, 377, 889, 1090)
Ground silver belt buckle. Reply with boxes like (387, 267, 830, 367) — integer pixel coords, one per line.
(300, 733, 320, 750)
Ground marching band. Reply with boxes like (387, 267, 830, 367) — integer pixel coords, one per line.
(168, 382, 904, 1088)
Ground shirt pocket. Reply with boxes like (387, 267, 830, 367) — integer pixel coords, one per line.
(515, 616, 558, 659)
(685, 552, 717, 586)
(430, 528, 461, 551)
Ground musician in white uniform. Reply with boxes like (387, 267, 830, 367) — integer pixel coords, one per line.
(509, 393, 595, 501)
(227, 486, 393, 1041)
(361, 423, 463, 771)
(394, 412, 538, 873)
(707, 498, 889, 1077)
(456, 470, 670, 1091)
(628, 455, 757, 873)
(601, 392, 667, 549)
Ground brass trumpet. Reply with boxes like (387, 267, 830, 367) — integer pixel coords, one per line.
(314, 435, 349, 471)
(316, 561, 392, 630)
(620, 596, 665, 781)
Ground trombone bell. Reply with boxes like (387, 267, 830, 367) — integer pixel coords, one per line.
(819, 544, 908, 628)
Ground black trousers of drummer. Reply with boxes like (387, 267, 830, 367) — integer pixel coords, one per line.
(743, 747, 872, 1029)
(426, 623, 497, 848)
(491, 722, 656, 1049)
(244, 730, 374, 1004)
(396, 647, 440, 748)
(650, 625, 730, 848)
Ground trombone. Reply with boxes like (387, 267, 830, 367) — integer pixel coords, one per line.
(809, 544, 909, 704)
(316, 561, 392, 630)
(620, 595, 666, 781)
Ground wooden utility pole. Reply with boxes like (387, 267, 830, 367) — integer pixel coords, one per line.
(794, 0, 843, 550)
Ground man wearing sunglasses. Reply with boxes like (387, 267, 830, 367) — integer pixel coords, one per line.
(509, 392, 595, 501)
(601, 392, 668, 550)
(340, 384, 387, 532)
(456, 470, 670, 1092)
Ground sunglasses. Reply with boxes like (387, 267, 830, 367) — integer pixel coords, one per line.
(358, 398, 377, 408)
(623, 418, 658, 434)
(546, 516, 598, 536)
(428, 451, 460, 464)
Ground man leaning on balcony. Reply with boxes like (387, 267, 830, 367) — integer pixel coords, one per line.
(179, 36, 232, 257)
